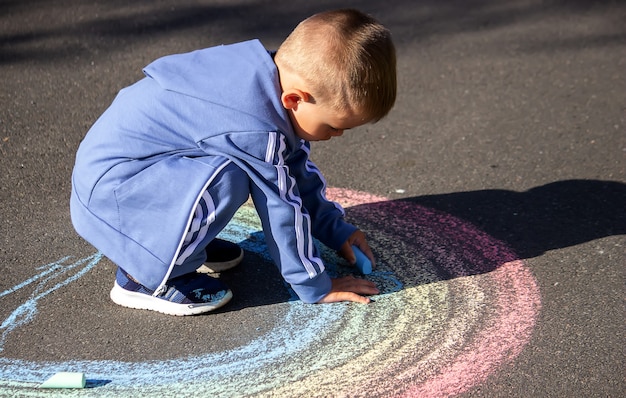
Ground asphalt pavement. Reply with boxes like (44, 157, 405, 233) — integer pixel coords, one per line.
(1, 1, 624, 397)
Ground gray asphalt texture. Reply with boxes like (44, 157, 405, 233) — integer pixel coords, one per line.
(1, 0, 624, 397)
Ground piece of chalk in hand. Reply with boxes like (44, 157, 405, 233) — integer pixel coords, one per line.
(352, 245, 372, 275)
(40, 372, 86, 389)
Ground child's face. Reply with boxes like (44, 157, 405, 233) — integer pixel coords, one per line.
(288, 100, 369, 142)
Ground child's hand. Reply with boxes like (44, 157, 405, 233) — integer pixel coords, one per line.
(317, 230, 379, 304)
(317, 275, 379, 304)
(339, 230, 376, 269)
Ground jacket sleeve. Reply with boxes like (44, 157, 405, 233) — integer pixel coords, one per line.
(199, 131, 333, 303)
(286, 141, 357, 251)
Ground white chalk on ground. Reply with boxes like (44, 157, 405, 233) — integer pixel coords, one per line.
(40, 372, 86, 389)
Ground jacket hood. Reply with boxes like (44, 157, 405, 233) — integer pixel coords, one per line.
(143, 39, 290, 134)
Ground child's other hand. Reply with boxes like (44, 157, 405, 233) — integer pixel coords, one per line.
(339, 230, 376, 269)
(317, 275, 379, 304)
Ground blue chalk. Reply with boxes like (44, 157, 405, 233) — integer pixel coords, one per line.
(352, 246, 372, 275)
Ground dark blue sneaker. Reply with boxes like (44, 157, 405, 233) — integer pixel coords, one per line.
(110, 268, 232, 316)
(196, 238, 244, 273)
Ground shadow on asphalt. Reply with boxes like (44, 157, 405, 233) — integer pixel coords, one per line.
(1, 0, 624, 64)
(218, 248, 294, 312)
(399, 179, 626, 259)
(220, 179, 625, 311)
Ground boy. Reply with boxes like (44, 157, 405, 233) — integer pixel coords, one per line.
(70, 9, 397, 316)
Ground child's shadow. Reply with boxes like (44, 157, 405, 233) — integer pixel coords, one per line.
(219, 179, 625, 311)
(218, 244, 294, 311)
(401, 179, 626, 259)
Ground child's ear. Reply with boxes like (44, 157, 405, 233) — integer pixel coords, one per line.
(281, 89, 309, 110)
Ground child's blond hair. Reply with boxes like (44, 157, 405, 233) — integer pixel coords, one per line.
(275, 9, 396, 122)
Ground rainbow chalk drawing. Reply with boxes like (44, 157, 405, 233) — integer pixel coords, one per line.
(0, 188, 541, 397)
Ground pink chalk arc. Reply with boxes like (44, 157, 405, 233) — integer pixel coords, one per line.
(324, 188, 541, 397)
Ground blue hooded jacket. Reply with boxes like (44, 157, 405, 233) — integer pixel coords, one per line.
(70, 40, 356, 303)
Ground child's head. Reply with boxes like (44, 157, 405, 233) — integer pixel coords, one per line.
(275, 9, 396, 133)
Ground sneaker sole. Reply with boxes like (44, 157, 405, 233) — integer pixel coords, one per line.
(196, 250, 244, 273)
(110, 281, 233, 316)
